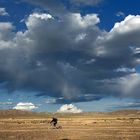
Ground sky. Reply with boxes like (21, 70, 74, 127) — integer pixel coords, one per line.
(0, 0, 140, 112)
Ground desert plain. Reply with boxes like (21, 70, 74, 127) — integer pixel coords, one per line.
(0, 110, 140, 140)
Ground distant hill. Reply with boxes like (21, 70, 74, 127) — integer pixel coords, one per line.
(0, 109, 139, 118)
(109, 109, 140, 115)
(0, 110, 37, 118)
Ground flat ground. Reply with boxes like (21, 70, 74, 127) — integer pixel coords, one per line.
(0, 110, 140, 140)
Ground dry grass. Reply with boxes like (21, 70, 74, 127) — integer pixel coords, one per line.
(0, 110, 140, 140)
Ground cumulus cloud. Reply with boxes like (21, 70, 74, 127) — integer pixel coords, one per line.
(57, 104, 82, 113)
(110, 15, 140, 34)
(13, 102, 38, 111)
(95, 15, 140, 64)
(0, 11, 140, 104)
(26, 13, 53, 28)
(67, 13, 100, 28)
(0, 8, 9, 16)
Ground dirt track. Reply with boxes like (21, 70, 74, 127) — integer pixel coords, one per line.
(0, 112, 140, 140)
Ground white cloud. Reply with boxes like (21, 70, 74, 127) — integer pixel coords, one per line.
(13, 102, 38, 111)
(26, 13, 53, 28)
(68, 13, 100, 29)
(30, 13, 53, 20)
(95, 15, 140, 58)
(57, 104, 82, 113)
(110, 15, 140, 34)
(0, 8, 9, 16)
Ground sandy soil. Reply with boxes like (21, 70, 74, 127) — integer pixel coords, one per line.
(0, 111, 140, 140)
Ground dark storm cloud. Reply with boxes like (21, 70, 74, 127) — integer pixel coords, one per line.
(0, 8, 140, 103)
(42, 94, 102, 104)
(53, 94, 102, 104)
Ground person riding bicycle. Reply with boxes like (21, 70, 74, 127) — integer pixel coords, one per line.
(50, 117, 58, 127)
